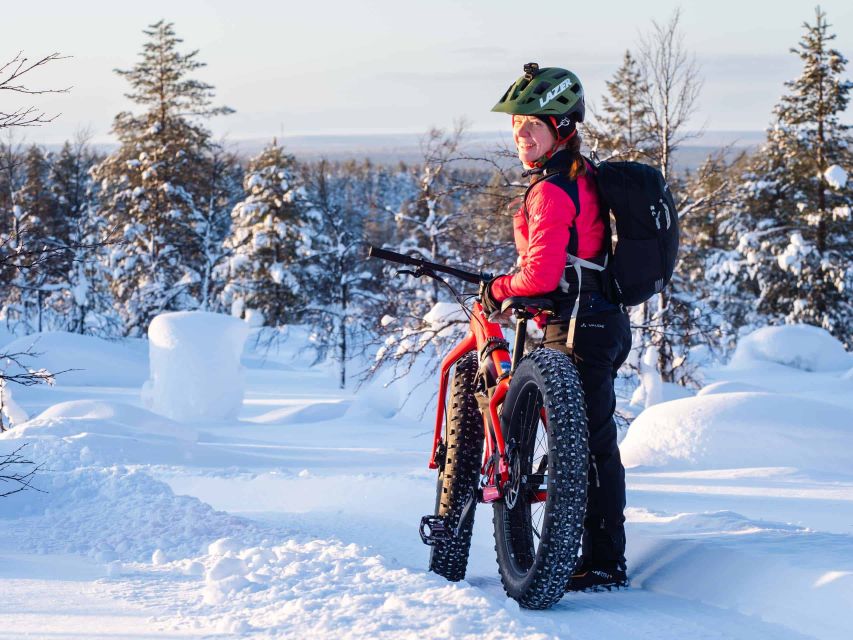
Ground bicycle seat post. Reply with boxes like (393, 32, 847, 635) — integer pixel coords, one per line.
(511, 315, 528, 372)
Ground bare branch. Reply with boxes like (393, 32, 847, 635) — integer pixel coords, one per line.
(637, 9, 704, 179)
(0, 51, 69, 131)
(0, 444, 45, 497)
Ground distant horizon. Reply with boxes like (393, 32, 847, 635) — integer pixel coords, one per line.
(13, 127, 768, 149)
(4, 0, 851, 147)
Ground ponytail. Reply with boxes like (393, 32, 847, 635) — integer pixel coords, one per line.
(566, 134, 587, 180)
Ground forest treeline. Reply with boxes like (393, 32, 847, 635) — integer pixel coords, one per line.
(1, 8, 850, 392)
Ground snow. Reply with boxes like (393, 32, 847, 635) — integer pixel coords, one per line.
(728, 323, 852, 372)
(422, 301, 467, 337)
(143, 311, 250, 422)
(0, 321, 851, 639)
(622, 325, 853, 472)
(1, 331, 148, 387)
(824, 164, 848, 189)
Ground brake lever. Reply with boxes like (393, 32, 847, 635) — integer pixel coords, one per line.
(396, 266, 434, 279)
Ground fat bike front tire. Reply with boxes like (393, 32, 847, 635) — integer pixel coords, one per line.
(429, 351, 484, 582)
(493, 347, 588, 609)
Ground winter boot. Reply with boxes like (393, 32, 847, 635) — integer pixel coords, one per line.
(566, 559, 629, 592)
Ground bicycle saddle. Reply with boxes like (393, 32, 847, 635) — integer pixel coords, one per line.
(500, 296, 554, 315)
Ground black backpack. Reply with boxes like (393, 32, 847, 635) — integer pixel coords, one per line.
(590, 159, 679, 306)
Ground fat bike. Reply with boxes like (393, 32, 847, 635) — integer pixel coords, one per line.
(369, 247, 589, 610)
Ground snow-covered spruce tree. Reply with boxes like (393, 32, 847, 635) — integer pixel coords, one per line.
(194, 144, 243, 312)
(5, 144, 65, 333)
(49, 138, 121, 335)
(585, 50, 657, 163)
(91, 20, 233, 335)
(662, 151, 753, 379)
(299, 160, 385, 388)
(0, 140, 25, 330)
(727, 7, 852, 345)
(222, 140, 302, 327)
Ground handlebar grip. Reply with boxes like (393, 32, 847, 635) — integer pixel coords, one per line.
(367, 245, 483, 285)
(367, 246, 418, 266)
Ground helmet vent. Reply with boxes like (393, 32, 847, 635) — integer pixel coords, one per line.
(570, 83, 580, 94)
(533, 81, 549, 96)
(552, 70, 569, 79)
(556, 95, 570, 105)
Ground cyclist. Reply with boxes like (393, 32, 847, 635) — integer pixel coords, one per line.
(481, 63, 632, 592)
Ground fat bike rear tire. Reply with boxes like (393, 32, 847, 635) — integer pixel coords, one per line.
(493, 347, 588, 609)
(429, 351, 484, 582)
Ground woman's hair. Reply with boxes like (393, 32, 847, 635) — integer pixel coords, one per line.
(565, 133, 587, 180)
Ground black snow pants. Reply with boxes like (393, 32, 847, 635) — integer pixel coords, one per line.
(542, 293, 632, 569)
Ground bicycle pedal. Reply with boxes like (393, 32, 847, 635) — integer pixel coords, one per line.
(419, 515, 453, 546)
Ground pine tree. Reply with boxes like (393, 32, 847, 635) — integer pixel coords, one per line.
(222, 141, 302, 327)
(50, 139, 120, 335)
(91, 20, 233, 335)
(586, 50, 656, 162)
(9, 145, 59, 332)
(193, 145, 243, 312)
(0, 140, 25, 331)
(299, 160, 383, 388)
(730, 7, 852, 344)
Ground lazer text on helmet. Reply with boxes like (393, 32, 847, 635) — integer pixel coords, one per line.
(539, 78, 574, 108)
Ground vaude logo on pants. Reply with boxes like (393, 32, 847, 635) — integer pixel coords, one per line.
(539, 78, 574, 108)
(650, 199, 672, 231)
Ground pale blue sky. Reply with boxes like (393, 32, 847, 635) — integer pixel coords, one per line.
(4, 0, 852, 144)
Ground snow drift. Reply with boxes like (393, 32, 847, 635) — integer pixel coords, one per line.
(0, 331, 148, 387)
(622, 325, 853, 472)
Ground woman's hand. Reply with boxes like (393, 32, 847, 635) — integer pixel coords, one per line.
(479, 276, 503, 315)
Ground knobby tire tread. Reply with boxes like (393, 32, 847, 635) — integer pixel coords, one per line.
(493, 347, 589, 609)
(429, 351, 483, 582)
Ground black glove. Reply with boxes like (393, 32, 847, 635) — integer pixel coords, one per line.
(479, 275, 503, 316)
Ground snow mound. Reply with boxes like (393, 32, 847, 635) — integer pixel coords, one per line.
(697, 380, 768, 396)
(246, 400, 352, 424)
(143, 311, 250, 422)
(0, 399, 301, 471)
(0, 331, 148, 387)
(0, 466, 269, 562)
(27, 400, 196, 441)
(168, 538, 556, 638)
(729, 324, 851, 372)
(0, 324, 16, 351)
(621, 392, 853, 473)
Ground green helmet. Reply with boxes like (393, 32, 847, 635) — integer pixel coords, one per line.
(492, 62, 585, 123)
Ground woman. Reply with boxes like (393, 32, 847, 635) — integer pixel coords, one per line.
(481, 63, 632, 592)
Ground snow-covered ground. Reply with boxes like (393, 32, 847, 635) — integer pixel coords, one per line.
(0, 322, 851, 639)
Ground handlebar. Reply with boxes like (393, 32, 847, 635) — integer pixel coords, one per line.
(367, 246, 485, 285)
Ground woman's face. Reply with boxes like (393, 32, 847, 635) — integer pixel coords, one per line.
(513, 115, 555, 166)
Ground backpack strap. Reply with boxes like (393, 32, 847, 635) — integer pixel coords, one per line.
(559, 254, 608, 354)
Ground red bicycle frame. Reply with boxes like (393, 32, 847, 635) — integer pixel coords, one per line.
(429, 299, 516, 502)
(366, 245, 549, 505)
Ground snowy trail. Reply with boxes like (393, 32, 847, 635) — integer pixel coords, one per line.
(0, 554, 214, 639)
(153, 366, 850, 639)
(1, 329, 851, 638)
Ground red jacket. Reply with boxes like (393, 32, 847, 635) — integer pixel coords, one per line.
(491, 167, 607, 302)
